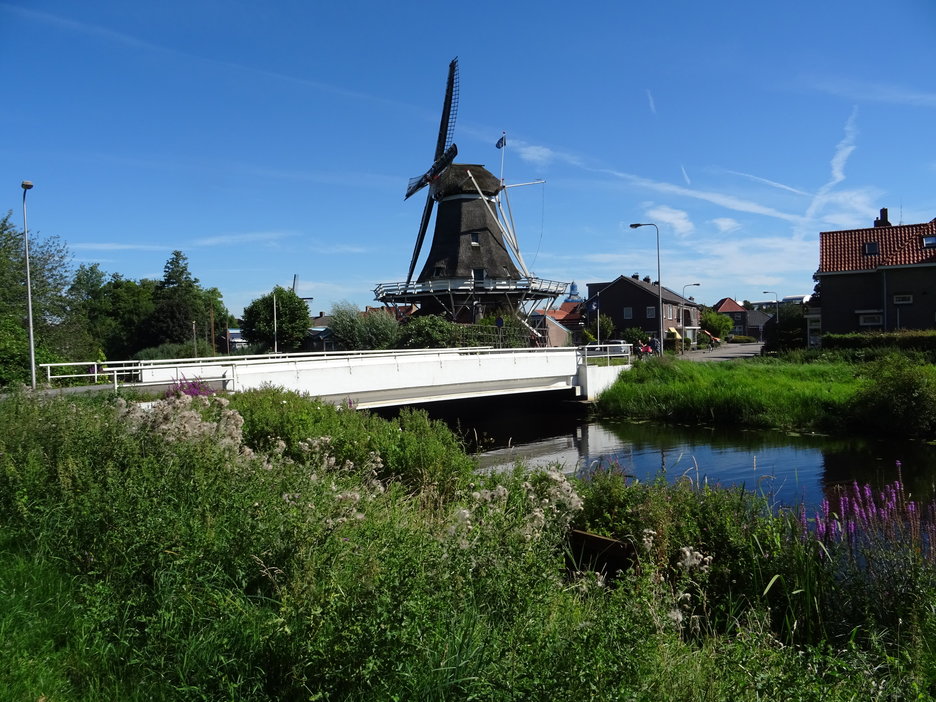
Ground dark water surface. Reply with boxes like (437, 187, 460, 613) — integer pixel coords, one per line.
(385, 392, 936, 510)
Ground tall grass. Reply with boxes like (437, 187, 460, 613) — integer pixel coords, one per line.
(597, 354, 936, 438)
(1, 389, 933, 699)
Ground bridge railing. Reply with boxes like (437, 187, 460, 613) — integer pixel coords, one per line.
(38, 346, 585, 391)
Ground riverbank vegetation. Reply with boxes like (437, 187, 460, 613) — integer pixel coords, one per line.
(2, 388, 935, 699)
(597, 352, 936, 438)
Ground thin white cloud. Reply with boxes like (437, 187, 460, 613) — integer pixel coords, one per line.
(2, 4, 405, 108)
(73, 242, 167, 251)
(805, 107, 859, 221)
(680, 164, 691, 186)
(722, 169, 811, 196)
(515, 144, 557, 168)
(810, 77, 936, 108)
(595, 167, 806, 224)
(642, 205, 695, 237)
(710, 217, 741, 233)
(646, 89, 657, 115)
(194, 231, 294, 247)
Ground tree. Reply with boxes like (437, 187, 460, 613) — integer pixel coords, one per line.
(140, 251, 232, 354)
(700, 308, 733, 340)
(0, 211, 74, 381)
(583, 312, 615, 343)
(241, 286, 311, 351)
(396, 314, 459, 349)
(330, 302, 399, 350)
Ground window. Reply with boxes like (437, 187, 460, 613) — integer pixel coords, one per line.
(622, 306, 633, 320)
(433, 265, 446, 277)
(469, 232, 480, 246)
(646, 306, 656, 319)
(858, 314, 883, 326)
(665, 304, 674, 320)
(923, 236, 936, 249)
(473, 268, 486, 281)
(863, 242, 879, 255)
(893, 294, 913, 305)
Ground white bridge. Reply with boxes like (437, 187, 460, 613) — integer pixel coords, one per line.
(41, 345, 630, 409)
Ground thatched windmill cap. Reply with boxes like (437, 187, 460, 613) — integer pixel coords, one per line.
(431, 163, 501, 199)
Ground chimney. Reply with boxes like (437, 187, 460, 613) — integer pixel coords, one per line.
(632, 273, 640, 279)
(874, 207, 891, 227)
(643, 276, 651, 283)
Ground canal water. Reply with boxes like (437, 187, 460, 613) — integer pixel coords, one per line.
(393, 393, 936, 510)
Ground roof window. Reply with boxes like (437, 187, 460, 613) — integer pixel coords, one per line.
(862, 241, 879, 255)
(923, 236, 936, 249)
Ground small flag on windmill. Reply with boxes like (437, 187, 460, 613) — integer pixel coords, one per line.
(495, 134, 506, 149)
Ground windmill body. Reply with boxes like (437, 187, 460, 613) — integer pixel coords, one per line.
(374, 59, 567, 323)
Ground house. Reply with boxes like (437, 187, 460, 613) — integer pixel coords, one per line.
(586, 274, 701, 346)
(712, 298, 771, 340)
(815, 208, 936, 334)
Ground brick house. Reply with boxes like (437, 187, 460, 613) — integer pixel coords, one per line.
(713, 297, 771, 339)
(586, 274, 701, 345)
(815, 208, 936, 333)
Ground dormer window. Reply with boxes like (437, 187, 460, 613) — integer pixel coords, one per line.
(863, 242, 879, 255)
(923, 236, 936, 249)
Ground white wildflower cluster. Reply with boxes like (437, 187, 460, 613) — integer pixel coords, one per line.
(445, 506, 475, 549)
(642, 529, 657, 551)
(677, 546, 713, 573)
(115, 395, 247, 456)
(514, 469, 584, 542)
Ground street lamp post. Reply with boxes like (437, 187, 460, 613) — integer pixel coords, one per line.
(21, 181, 37, 389)
(630, 222, 663, 354)
(681, 282, 701, 353)
(763, 291, 779, 347)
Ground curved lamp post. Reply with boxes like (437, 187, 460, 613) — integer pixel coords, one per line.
(763, 290, 779, 345)
(630, 222, 662, 354)
(681, 282, 700, 352)
(21, 181, 36, 389)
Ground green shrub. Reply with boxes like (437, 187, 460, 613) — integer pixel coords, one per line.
(846, 353, 936, 438)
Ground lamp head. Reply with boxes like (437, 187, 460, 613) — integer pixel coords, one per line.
(629, 223, 643, 229)
(21, 181, 33, 191)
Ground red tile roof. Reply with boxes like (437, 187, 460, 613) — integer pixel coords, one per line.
(713, 297, 746, 313)
(818, 219, 936, 273)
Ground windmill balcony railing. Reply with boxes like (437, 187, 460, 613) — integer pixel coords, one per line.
(375, 276, 568, 298)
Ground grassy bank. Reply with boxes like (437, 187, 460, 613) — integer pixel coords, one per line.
(597, 353, 936, 438)
(2, 388, 934, 699)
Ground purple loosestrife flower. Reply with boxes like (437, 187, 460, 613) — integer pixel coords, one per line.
(816, 512, 827, 540)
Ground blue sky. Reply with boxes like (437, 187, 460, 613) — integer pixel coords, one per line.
(3, 1, 935, 317)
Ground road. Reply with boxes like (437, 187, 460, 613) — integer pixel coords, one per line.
(680, 342, 764, 362)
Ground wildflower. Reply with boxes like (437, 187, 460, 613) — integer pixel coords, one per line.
(641, 529, 657, 551)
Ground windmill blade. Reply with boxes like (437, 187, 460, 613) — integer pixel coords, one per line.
(406, 193, 435, 286)
(404, 143, 457, 200)
(434, 58, 459, 161)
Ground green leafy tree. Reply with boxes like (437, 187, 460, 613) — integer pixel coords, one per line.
(241, 286, 311, 351)
(0, 211, 74, 381)
(329, 302, 399, 350)
(700, 308, 733, 340)
(583, 312, 614, 343)
(397, 314, 459, 348)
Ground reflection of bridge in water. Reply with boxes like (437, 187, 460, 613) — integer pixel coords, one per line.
(42, 345, 630, 410)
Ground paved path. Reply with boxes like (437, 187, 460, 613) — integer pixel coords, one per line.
(680, 342, 764, 362)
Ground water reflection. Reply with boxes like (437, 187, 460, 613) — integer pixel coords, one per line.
(377, 393, 936, 510)
(476, 415, 936, 510)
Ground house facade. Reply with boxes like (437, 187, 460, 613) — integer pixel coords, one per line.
(815, 208, 936, 334)
(586, 274, 701, 346)
(713, 298, 771, 339)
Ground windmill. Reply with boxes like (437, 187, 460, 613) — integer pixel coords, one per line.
(375, 58, 567, 323)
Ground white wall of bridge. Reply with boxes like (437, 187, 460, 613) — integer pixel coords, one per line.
(100, 346, 627, 408)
